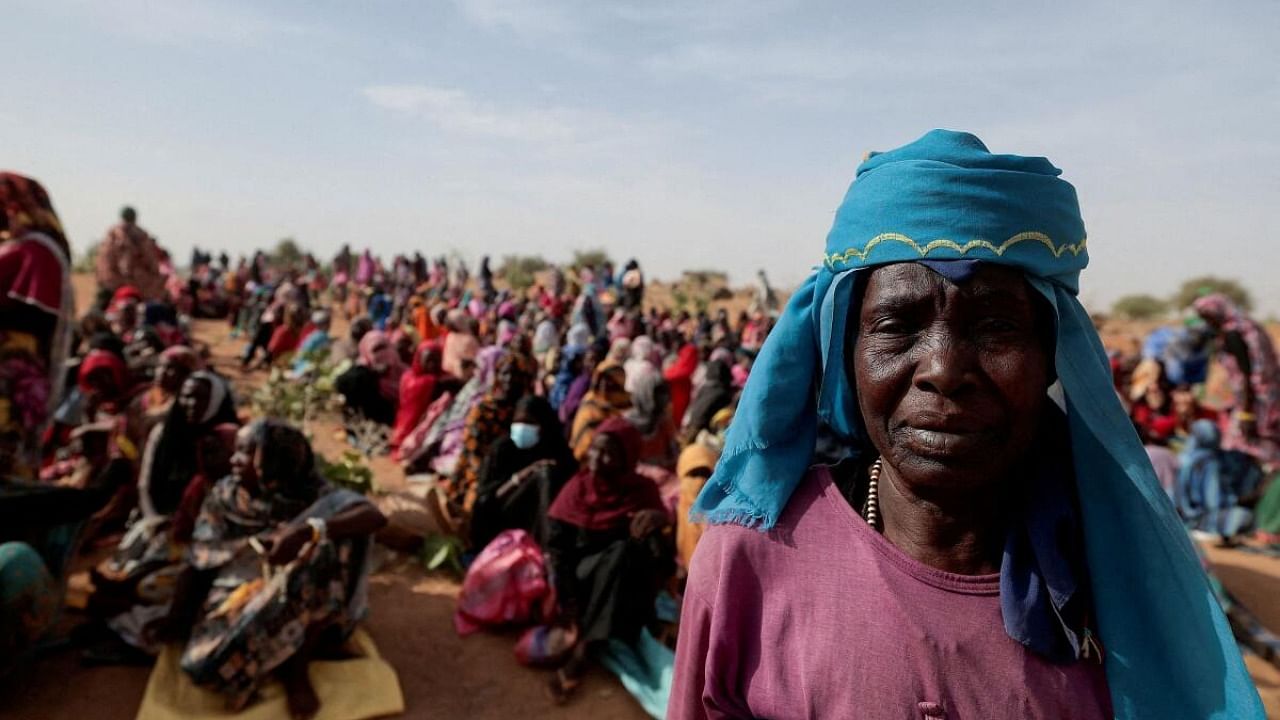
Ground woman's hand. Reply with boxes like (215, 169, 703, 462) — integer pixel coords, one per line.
(501, 459, 556, 498)
(267, 524, 312, 566)
(629, 509, 668, 540)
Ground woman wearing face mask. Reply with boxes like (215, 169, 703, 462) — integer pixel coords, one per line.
(450, 349, 538, 514)
(470, 396, 577, 550)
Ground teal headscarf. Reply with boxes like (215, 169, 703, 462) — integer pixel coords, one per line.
(693, 130, 1263, 719)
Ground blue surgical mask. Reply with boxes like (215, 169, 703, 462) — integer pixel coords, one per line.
(510, 422, 541, 450)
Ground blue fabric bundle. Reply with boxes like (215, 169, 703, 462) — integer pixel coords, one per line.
(693, 129, 1263, 719)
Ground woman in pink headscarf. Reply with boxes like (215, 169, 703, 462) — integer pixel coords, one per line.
(334, 330, 403, 426)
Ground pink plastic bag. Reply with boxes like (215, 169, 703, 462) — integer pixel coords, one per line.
(454, 529, 555, 636)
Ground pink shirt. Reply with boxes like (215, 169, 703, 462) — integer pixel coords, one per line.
(669, 466, 1112, 720)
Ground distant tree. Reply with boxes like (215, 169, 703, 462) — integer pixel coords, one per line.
(1111, 294, 1168, 321)
(1172, 276, 1253, 312)
(499, 254, 549, 292)
(73, 241, 98, 274)
(273, 237, 304, 268)
(571, 248, 612, 271)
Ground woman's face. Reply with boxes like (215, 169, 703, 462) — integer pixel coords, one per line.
(513, 406, 539, 427)
(84, 367, 120, 401)
(495, 363, 522, 401)
(1172, 387, 1196, 416)
(369, 338, 394, 372)
(419, 347, 441, 374)
(395, 335, 414, 365)
(587, 433, 626, 478)
(852, 263, 1051, 494)
(1145, 384, 1167, 410)
(157, 356, 193, 394)
(230, 426, 261, 486)
(178, 376, 213, 424)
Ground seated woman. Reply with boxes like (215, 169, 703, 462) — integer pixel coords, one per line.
(262, 304, 306, 368)
(401, 347, 497, 477)
(72, 347, 149, 541)
(450, 349, 537, 514)
(1177, 419, 1262, 546)
(568, 362, 631, 462)
(670, 131, 1260, 718)
(545, 417, 673, 704)
(680, 358, 735, 444)
(1130, 369, 1178, 444)
(470, 396, 577, 550)
(390, 341, 447, 454)
(159, 420, 386, 719)
(623, 370, 678, 471)
(92, 371, 240, 598)
(334, 330, 402, 428)
(133, 345, 202, 438)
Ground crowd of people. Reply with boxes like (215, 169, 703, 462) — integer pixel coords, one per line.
(1108, 295, 1280, 547)
(0, 170, 780, 718)
(2, 131, 1277, 718)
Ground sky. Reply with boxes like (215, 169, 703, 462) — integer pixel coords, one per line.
(5, 0, 1279, 312)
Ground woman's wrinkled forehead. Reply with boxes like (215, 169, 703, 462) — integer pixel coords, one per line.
(860, 262, 1040, 311)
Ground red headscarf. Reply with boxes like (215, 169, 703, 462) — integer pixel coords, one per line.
(548, 416, 665, 532)
(109, 285, 143, 312)
(663, 343, 700, 428)
(78, 348, 129, 399)
(391, 341, 444, 450)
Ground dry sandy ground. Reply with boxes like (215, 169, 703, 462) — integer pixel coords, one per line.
(3, 276, 1279, 718)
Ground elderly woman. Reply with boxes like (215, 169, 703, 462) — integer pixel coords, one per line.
(669, 131, 1261, 719)
(160, 420, 386, 719)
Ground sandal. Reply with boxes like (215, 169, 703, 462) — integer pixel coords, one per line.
(545, 669, 581, 705)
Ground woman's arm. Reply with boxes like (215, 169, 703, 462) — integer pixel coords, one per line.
(268, 500, 386, 566)
(325, 500, 387, 540)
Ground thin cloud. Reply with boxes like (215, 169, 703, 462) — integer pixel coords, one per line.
(13, 0, 315, 46)
(362, 84, 577, 142)
(447, 0, 582, 37)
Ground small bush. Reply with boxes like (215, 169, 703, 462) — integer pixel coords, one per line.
(499, 255, 549, 292)
(1112, 294, 1168, 321)
(571, 248, 612, 271)
(1172, 276, 1253, 312)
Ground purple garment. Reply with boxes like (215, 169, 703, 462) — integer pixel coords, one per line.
(558, 374, 590, 427)
(669, 466, 1112, 720)
(1146, 444, 1180, 500)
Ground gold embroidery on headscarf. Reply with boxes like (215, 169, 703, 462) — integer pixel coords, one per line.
(824, 231, 1088, 270)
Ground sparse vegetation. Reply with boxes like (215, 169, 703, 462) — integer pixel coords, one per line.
(499, 254, 549, 292)
(571, 248, 612, 271)
(272, 237, 304, 268)
(1112, 294, 1168, 321)
(1172, 276, 1252, 312)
